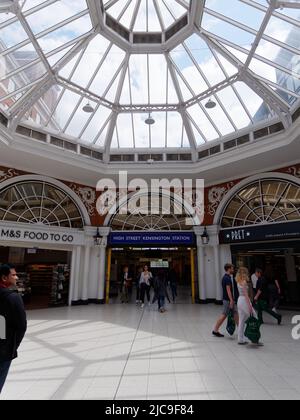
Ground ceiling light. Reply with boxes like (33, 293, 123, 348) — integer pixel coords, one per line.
(82, 102, 95, 113)
(145, 114, 155, 125)
(205, 99, 217, 109)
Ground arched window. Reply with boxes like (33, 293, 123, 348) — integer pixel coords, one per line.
(221, 179, 300, 228)
(0, 181, 84, 228)
(110, 193, 195, 231)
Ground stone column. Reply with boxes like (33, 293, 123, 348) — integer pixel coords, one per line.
(81, 245, 91, 301)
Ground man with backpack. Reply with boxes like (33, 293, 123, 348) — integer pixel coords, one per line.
(0, 264, 27, 393)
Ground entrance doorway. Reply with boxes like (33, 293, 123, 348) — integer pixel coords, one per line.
(232, 241, 300, 307)
(0, 246, 71, 309)
(109, 247, 197, 304)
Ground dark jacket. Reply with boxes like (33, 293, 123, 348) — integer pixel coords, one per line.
(256, 277, 269, 301)
(0, 288, 27, 362)
(154, 275, 169, 297)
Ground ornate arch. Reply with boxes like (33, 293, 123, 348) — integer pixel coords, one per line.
(0, 175, 90, 228)
(215, 174, 300, 228)
(105, 190, 201, 231)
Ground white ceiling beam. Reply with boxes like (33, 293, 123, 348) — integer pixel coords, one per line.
(198, 30, 292, 127)
(8, 73, 56, 130)
(57, 76, 115, 111)
(53, 30, 97, 73)
(244, 0, 276, 68)
(190, 0, 205, 28)
(103, 54, 131, 162)
(165, 53, 197, 152)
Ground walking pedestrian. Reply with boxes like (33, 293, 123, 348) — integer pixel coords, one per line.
(168, 267, 178, 303)
(236, 267, 261, 345)
(139, 265, 152, 308)
(0, 264, 27, 394)
(154, 271, 170, 313)
(254, 269, 282, 325)
(212, 263, 239, 338)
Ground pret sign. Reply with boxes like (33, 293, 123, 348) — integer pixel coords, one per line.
(220, 221, 300, 244)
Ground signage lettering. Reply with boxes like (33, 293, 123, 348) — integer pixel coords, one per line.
(0, 228, 74, 244)
(109, 232, 195, 246)
(220, 221, 300, 244)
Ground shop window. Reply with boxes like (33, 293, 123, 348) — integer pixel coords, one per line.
(0, 181, 84, 228)
(221, 179, 300, 228)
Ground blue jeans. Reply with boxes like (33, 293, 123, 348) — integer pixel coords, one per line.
(0, 360, 12, 393)
(158, 296, 165, 310)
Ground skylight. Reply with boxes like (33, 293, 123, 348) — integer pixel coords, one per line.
(0, 0, 299, 155)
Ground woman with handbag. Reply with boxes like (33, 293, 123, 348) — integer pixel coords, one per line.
(236, 267, 259, 345)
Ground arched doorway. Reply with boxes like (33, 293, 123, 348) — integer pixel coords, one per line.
(0, 175, 88, 309)
(105, 191, 200, 304)
(216, 174, 300, 307)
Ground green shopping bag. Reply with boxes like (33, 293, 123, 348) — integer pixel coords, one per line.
(245, 315, 261, 344)
(226, 310, 236, 336)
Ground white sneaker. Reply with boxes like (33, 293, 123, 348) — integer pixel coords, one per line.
(141, 304, 144, 309)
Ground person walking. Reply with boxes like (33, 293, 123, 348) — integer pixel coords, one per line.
(154, 271, 170, 313)
(120, 266, 132, 303)
(254, 269, 282, 325)
(268, 275, 281, 314)
(139, 265, 152, 308)
(251, 270, 259, 296)
(212, 263, 239, 338)
(236, 267, 260, 345)
(135, 267, 143, 305)
(168, 267, 178, 303)
(0, 264, 27, 394)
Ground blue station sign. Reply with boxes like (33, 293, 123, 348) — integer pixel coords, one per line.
(109, 232, 196, 247)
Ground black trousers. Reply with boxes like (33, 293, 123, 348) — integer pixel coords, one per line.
(0, 360, 11, 394)
(140, 283, 151, 303)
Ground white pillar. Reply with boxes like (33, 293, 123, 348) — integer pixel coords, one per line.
(213, 245, 222, 301)
(81, 245, 91, 301)
(97, 245, 107, 301)
(68, 248, 76, 306)
(197, 245, 206, 301)
(72, 246, 82, 302)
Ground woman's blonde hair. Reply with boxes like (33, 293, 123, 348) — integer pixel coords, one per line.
(236, 267, 250, 285)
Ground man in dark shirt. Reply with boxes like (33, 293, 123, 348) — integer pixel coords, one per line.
(0, 264, 27, 393)
(254, 269, 282, 325)
(212, 263, 239, 338)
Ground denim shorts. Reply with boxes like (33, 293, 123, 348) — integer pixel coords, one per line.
(222, 300, 238, 316)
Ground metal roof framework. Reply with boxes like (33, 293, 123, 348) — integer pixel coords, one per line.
(0, 0, 299, 157)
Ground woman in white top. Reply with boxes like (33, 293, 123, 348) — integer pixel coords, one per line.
(139, 265, 152, 308)
(236, 267, 257, 345)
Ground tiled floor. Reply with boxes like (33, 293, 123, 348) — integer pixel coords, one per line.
(1, 303, 300, 400)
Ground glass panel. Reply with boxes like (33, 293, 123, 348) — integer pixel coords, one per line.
(25, 0, 88, 34)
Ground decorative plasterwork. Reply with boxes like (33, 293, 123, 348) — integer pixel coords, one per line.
(0, 168, 19, 183)
(207, 183, 235, 217)
(69, 184, 96, 217)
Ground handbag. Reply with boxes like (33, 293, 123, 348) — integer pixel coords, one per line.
(245, 315, 261, 344)
(226, 310, 236, 336)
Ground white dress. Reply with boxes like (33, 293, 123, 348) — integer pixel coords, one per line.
(237, 283, 254, 344)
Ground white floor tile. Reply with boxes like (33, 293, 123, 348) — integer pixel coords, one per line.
(0, 305, 299, 400)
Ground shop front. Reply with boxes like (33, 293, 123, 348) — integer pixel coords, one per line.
(0, 175, 109, 308)
(216, 174, 300, 307)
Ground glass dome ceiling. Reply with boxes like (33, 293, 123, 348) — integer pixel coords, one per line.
(0, 0, 299, 153)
